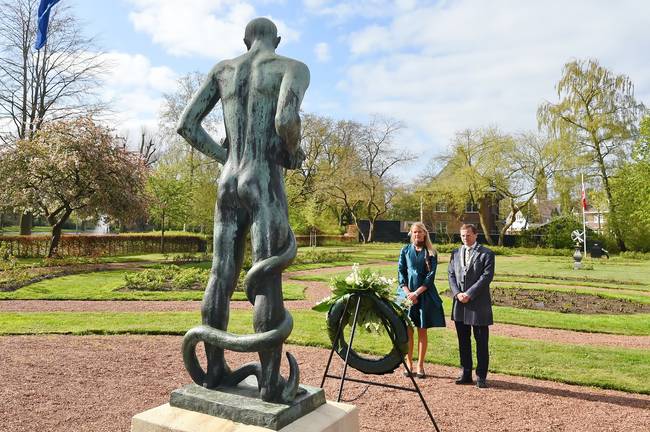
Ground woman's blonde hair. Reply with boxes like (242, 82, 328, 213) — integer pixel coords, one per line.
(409, 222, 437, 257)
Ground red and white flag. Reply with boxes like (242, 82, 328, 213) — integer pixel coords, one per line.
(581, 182, 587, 210)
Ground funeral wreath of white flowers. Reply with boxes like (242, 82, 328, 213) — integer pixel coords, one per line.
(312, 263, 414, 333)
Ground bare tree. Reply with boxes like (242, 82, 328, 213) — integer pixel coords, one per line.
(0, 0, 105, 234)
(496, 132, 567, 245)
(357, 117, 411, 242)
(325, 116, 412, 242)
(121, 126, 160, 167)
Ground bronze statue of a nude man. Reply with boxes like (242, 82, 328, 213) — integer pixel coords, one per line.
(177, 17, 309, 402)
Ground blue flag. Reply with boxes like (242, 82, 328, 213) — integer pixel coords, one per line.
(34, 0, 62, 50)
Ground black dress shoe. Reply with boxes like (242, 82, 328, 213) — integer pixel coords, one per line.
(455, 375, 473, 385)
(476, 378, 488, 388)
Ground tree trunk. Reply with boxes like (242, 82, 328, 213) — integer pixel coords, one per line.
(19, 212, 32, 235)
(477, 204, 494, 245)
(499, 200, 520, 246)
(367, 219, 375, 243)
(47, 209, 73, 258)
(351, 213, 366, 243)
(593, 136, 627, 252)
(160, 216, 166, 254)
(499, 216, 517, 246)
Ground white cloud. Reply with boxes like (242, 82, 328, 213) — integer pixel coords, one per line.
(101, 52, 178, 131)
(337, 0, 650, 162)
(314, 42, 331, 62)
(303, 0, 402, 22)
(126, 0, 300, 59)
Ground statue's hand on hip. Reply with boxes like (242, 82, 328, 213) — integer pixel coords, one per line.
(279, 146, 305, 169)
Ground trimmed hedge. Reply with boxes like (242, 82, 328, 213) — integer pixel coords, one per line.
(0, 233, 207, 258)
(294, 234, 356, 247)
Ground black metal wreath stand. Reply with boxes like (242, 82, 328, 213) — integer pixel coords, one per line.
(319, 293, 441, 432)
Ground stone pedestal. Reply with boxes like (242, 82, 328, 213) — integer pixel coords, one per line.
(169, 381, 325, 430)
(131, 401, 358, 432)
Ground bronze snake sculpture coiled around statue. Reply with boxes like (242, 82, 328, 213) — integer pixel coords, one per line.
(181, 231, 299, 403)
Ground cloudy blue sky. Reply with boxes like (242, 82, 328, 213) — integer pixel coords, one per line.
(70, 0, 650, 172)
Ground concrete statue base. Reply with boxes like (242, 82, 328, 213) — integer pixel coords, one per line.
(131, 401, 358, 432)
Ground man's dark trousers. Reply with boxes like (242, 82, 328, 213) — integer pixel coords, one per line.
(454, 321, 489, 379)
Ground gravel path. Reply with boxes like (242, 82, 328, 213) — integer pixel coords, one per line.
(0, 335, 647, 432)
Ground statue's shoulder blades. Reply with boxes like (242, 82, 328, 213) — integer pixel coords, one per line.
(209, 59, 235, 75)
(274, 55, 309, 75)
(289, 59, 310, 78)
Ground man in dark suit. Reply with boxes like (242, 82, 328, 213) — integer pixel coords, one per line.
(448, 223, 495, 388)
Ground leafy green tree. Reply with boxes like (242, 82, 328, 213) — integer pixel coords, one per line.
(637, 115, 650, 161)
(608, 116, 650, 251)
(538, 59, 646, 251)
(0, 117, 148, 257)
(386, 186, 420, 221)
(146, 167, 192, 253)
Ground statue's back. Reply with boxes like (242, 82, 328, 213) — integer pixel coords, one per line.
(219, 51, 293, 165)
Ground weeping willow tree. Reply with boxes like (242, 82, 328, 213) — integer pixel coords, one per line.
(430, 128, 512, 245)
(538, 59, 646, 251)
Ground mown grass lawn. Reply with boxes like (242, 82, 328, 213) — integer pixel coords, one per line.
(0, 309, 647, 394)
(292, 255, 650, 288)
(0, 270, 305, 301)
(291, 257, 650, 335)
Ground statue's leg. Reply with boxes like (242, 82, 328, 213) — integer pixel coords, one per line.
(202, 202, 249, 388)
(249, 192, 289, 401)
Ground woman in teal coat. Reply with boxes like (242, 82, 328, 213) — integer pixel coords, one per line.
(398, 222, 445, 378)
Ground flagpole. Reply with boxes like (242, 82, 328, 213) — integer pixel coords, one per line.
(581, 174, 587, 258)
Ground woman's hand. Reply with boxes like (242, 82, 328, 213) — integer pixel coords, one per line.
(407, 291, 419, 304)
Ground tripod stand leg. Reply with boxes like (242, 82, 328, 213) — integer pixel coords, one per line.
(400, 356, 441, 432)
(320, 296, 352, 388)
(337, 295, 362, 402)
(382, 319, 441, 432)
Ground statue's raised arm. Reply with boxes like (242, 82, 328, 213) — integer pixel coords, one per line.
(176, 63, 228, 164)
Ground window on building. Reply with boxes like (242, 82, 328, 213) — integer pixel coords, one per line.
(465, 200, 479, 213)
(436, 221, 448, 234)
(435, 201, 447, 212)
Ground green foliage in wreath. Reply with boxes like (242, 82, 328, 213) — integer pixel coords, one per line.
(312, 264, 413, 333)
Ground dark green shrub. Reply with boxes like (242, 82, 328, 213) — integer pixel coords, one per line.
(294, 248, 351, 265)
(520, 215, 607, 249)
(619, 251, 650, 260)
(123, 265, 209, 291)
